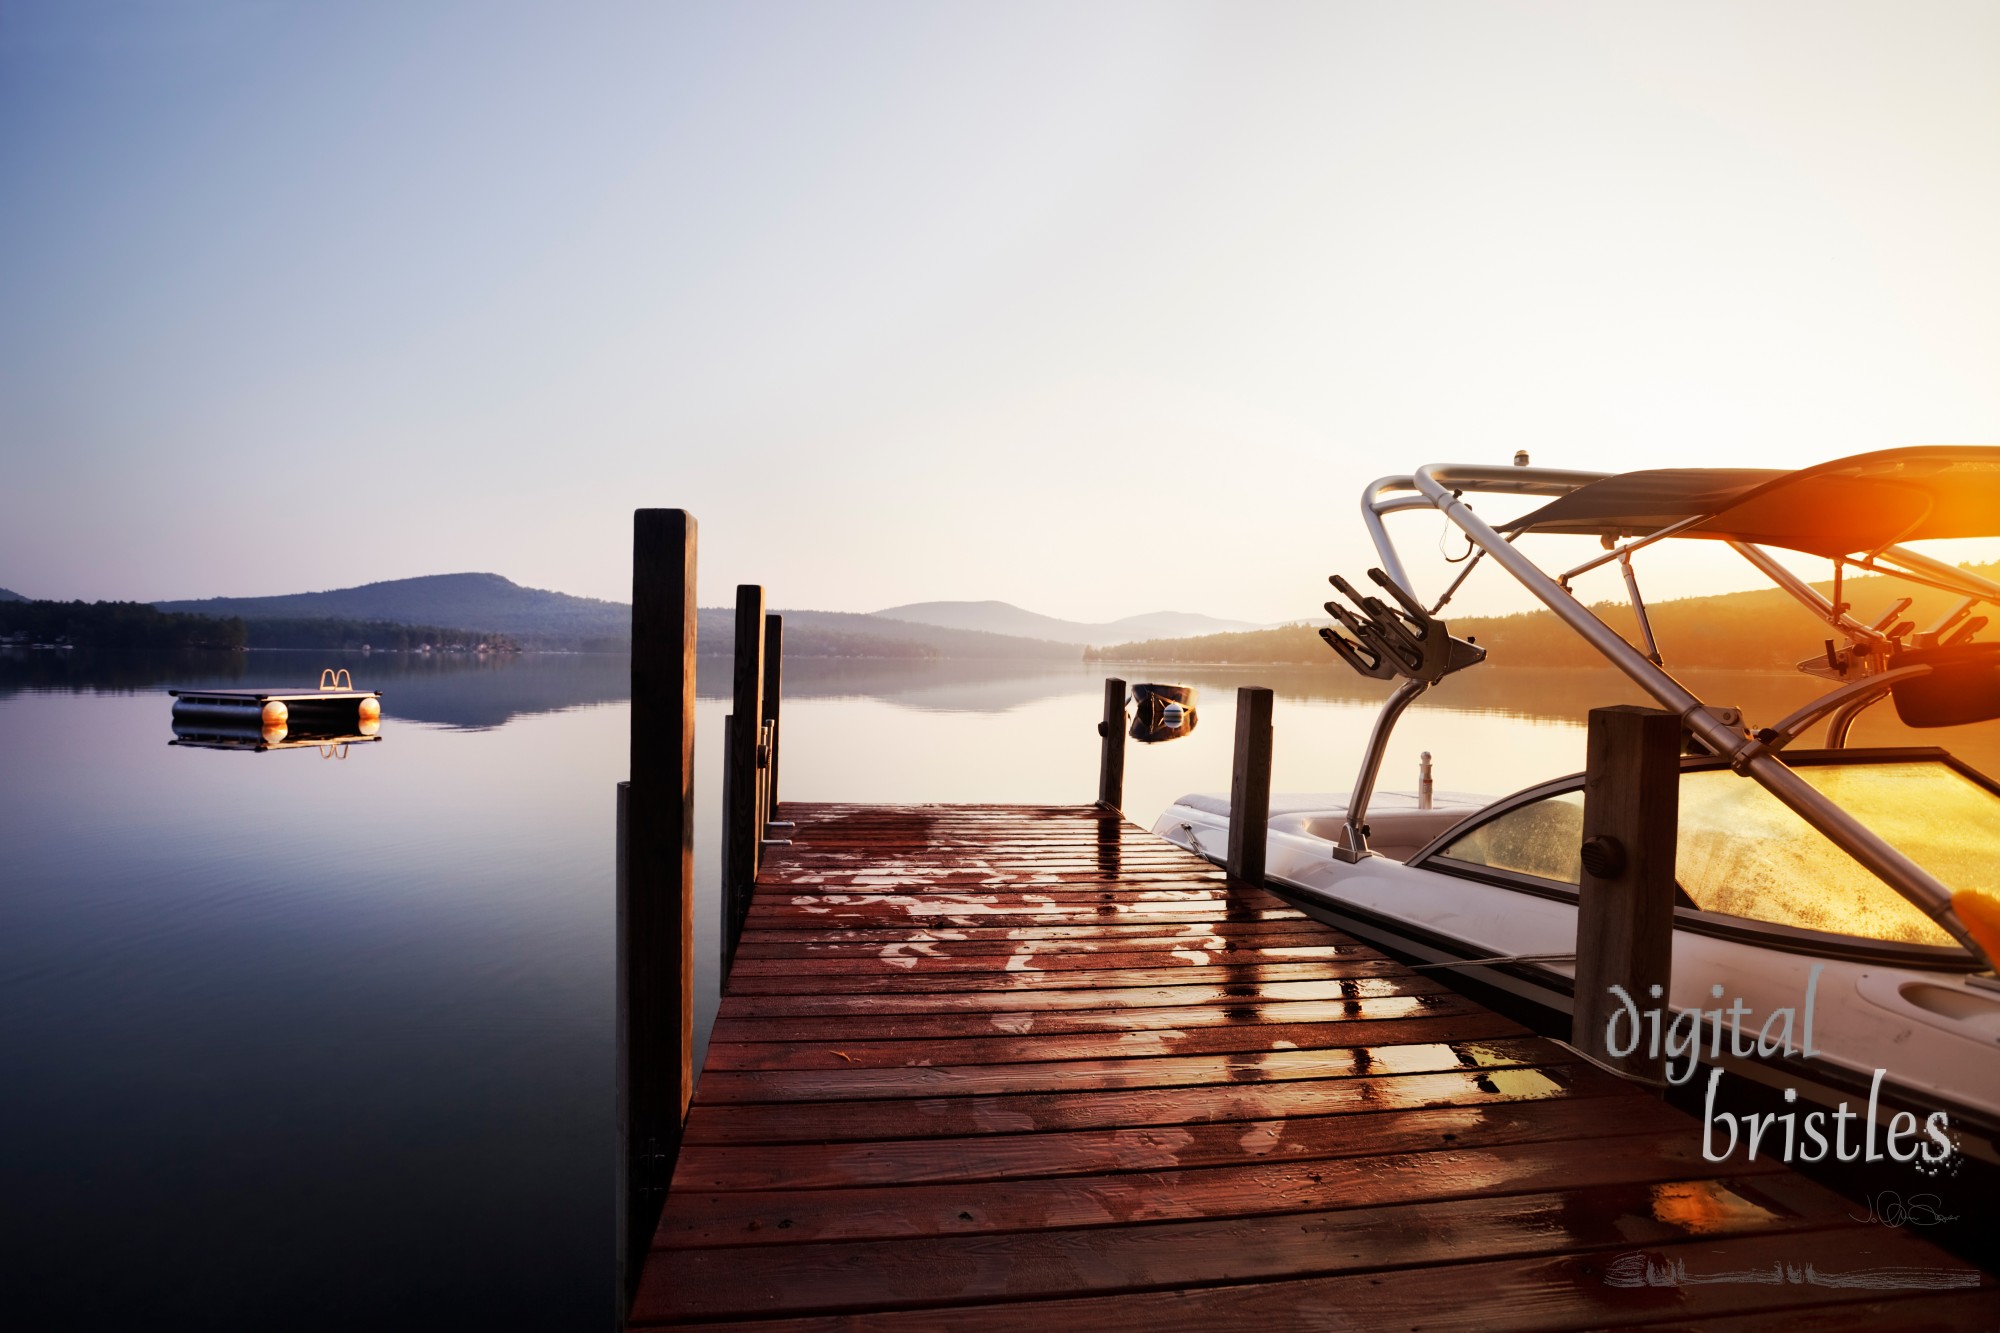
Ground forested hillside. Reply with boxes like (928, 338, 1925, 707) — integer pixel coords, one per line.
(1088, 562, 2000, 669)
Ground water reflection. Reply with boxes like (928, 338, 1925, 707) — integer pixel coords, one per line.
(10, 649, 1993, 774)
(1649, 1180, 1783, 1236)
(168, 720, 384, 753)
(0, 678, 624, 1329)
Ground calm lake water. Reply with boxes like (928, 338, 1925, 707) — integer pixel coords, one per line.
(3, 649, 1992, 1329)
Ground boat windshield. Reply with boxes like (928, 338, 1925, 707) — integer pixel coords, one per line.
(1437, 791, 1585, 885)
(1433, 759, 1997, 948)
(1678, 762, 1991, 947)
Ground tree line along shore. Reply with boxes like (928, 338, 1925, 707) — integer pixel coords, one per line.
(1086, 561, 1999, 669)
(1, 599, 1009, 658)
(0, 601, 517, 654)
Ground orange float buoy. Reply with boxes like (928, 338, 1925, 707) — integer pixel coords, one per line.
(261, 700, 289, 726)
(357, 697, 381, 722)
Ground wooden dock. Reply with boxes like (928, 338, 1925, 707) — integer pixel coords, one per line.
(627, 802, 1996, 1329)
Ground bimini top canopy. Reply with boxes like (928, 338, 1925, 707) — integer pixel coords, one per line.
(1511, 446, 2000, 556)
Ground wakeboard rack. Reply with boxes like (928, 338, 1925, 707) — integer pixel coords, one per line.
(1320, 568, 1486, 684)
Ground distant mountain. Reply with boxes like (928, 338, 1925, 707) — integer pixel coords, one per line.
(157, 573, 628, 643)
(873, 599, 1260, 647)
(0, 587, 25, 602)
(155, 574, 1079, 659)
(724, 608, 1074, 660)
(1105, 609, 1267, 640)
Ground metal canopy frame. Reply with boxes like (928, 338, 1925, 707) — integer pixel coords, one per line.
(1345, 458, 2000, 960)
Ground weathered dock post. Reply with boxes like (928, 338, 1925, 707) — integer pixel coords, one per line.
(1097, 677, 1126, 810)
(762, 612, 784, 823)
(1572, 704, 1681, 1085)
(617, 509, 696, 1306)
(719, 725, 736, 969)
(724, 585, 766, 959)
(1227, 686, 1274, 883)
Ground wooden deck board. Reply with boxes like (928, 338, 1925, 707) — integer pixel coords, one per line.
(677, 1068, 1597, 1146)
(700, 1009, 1527, 1068)
(630, 803, 1996, 1326)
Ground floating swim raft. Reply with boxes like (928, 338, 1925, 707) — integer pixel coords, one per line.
(169, 669, 383, 729)
(169, 669, 384, 751)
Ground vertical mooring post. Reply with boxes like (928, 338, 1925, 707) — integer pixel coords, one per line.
(725, 585, 766, 956)
(618, 509, 696, 1307)
(719, 716, 736, 972)
(1227, 686, 1275, 883)
(762, 613, 783, 818)
(1097, 677, 1126, 810)
(614, 781, 631, 1315)
(1571, 704, 1681, 1085)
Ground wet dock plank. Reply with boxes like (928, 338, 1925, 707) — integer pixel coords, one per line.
(629, 804, 1996, 1327)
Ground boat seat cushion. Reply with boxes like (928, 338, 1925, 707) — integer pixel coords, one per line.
(1301, 808, 1477, 861)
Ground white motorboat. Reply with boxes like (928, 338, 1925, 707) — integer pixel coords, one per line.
(1154, 447, 2000, 1170)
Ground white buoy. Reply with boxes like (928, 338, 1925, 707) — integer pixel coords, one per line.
(261, 700, 289, 726)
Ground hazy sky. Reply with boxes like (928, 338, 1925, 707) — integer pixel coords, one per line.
(5, 1, 2000, 623)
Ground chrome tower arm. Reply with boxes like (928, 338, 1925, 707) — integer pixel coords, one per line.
(1362, 467, 1609, 598)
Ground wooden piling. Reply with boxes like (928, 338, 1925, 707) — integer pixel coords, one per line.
(619, 508, 696, 1305)
(614, 781, 632, 1314)
(726, 586, 766, 950)
(1571, 704, 1681, 1084)
(1097, 677, 1126, 811)
(721, 712, 737, 972)
(762, 613, 783, 815)
(1227, 686, 1274, 884)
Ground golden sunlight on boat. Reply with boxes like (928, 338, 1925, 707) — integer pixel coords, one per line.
(1675, 764, 1983, 947)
